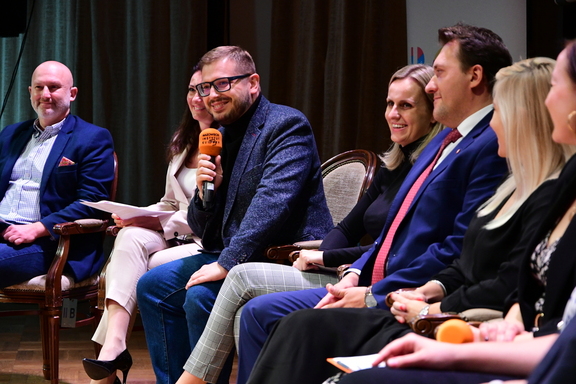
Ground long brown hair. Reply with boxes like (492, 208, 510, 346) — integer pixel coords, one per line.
(166, 105, 202, 163)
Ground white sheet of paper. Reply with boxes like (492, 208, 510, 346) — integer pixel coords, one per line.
(327, 353, 386, 373)
(81, 200, 172, 219)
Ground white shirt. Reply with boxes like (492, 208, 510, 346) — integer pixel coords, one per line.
(435, 104, 493, 169)
(0, 118, 65, 224)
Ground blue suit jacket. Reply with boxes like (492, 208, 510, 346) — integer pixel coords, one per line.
(188, 96, 333, 270)
(352, 111, 508, 306)
(0, 115, 115, 281)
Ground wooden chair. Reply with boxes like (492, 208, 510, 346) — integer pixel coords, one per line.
(266, 149, 379, 262)
(384, 290, 503, 337)
(409, 308, 503, 337)
(0, 153, 118, 384)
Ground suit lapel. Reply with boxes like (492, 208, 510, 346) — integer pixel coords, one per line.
(382, 128, 450, 231)
(0, 122, 35, 197)
(222, 98, 267, 225)
(169, 148, 189, 204)
(409, 112, 493, 209)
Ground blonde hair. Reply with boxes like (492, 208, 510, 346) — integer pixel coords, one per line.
(479, 57, 576, 228)
(382, 64, 444, 170)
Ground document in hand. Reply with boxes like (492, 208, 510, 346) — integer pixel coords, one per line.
(327, 354, 386, 373)
(81, 200, 173, 220)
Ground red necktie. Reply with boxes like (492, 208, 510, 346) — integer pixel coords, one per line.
(371, 129, 462, 284)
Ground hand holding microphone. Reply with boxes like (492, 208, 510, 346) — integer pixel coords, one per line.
(198, 128, 223, 209)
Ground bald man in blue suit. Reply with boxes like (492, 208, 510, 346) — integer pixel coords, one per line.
(0, 61, 114, 287)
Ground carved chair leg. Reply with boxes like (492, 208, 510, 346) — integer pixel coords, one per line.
(42, 307, 61, 384)
(39, 309, 51, 380)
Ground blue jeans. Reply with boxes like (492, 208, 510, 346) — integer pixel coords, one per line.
(0, 237, 57, 288)
(137, 252, 232, 384)
(238, 287, 327, 384)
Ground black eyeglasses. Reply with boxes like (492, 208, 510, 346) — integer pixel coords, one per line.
(195, 74, 252, 97)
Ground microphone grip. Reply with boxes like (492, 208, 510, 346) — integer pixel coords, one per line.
(202, 155, 218, 209)
(202, 181, 216, 209)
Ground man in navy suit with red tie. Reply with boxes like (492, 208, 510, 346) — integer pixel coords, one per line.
(238, 23, 513, 384)
(0, 61, 114, 288)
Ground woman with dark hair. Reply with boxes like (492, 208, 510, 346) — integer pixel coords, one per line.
(83, 68, 217, 384)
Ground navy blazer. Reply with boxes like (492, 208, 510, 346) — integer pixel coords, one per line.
(188, 96, 333, 270)
(352, 111, 508, 306)
(0, 115, 115, 281)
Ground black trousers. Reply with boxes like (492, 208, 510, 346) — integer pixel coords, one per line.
(338, 367, 519, 384)
(246, 307, 412, 384)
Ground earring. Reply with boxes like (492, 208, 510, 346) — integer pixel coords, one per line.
(569, 111, 576, 134)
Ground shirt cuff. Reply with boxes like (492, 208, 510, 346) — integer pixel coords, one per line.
(343, 268, 361, 278)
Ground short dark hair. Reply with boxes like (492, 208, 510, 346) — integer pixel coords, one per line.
(438, 23, 512, 93)
(198, 46, 256, 74)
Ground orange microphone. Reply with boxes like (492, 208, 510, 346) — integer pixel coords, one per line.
(198, 128, 223, 209)
(435, 319, 474, 344)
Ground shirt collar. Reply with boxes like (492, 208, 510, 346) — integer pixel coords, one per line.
(455, 104, 493, 138)
(33, 117, 66, 141)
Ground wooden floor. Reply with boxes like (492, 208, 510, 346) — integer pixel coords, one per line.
(0, 304, 237, 384)
(0, 307, 156, 383)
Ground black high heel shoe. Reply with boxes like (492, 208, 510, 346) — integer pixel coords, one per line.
(83, 349, 133, 384)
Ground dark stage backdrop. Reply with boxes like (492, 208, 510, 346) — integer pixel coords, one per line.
(268, 0, 406, 161)
(0, 0, 406, 207)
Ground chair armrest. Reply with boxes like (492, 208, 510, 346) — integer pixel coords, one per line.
(409, 309, 503, 338)
(293, 240, 323, 249)
(266, 240, 324, 262)
(409, 313, 462, 337)
(266, 244, 302, 261)
(53, 219, 109, 235)
(106, 225, 122, 236)
(45, 219, 109, 306)
(459, 308, 503, 322)
(336, 264, 351, 280)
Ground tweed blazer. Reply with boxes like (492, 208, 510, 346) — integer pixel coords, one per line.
(188, 96, 333, 270)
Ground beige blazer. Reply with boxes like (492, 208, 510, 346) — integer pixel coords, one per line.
(147, 148, 197, 240)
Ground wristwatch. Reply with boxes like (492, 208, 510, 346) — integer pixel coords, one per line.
(419, 304, 430, 316)
(364, 286, 378, 308)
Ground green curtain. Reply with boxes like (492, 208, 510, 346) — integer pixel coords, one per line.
(0, 0, 407, 206)
(0, 0, 207, 206)
(268, 0, 407, 161)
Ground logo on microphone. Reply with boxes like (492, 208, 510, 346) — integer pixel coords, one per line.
(200, 132, 221, 146)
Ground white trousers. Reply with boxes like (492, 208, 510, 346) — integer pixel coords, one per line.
(92, 226, 201, 345)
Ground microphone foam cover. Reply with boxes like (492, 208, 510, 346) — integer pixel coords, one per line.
(435, 319, 474, 344)
(199, 128, 223, 157)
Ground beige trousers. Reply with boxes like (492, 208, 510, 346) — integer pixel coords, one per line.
(92, 226, 201, 345)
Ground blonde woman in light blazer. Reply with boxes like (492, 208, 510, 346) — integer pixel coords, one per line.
(87, 68, 217, 384)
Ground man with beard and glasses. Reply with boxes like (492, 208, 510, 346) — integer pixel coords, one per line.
(136, 46, 333, 384)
